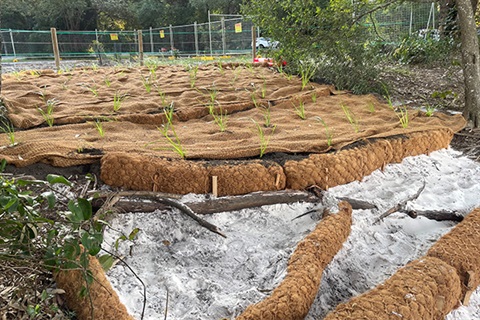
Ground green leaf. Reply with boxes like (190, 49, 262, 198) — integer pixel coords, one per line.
(45, 192, 56, 209)
(68, 198, 92, 222)
(128, 227, 140, 240)
(0, 159, 7, 172)
(98, 254, 114, 272)
(46, 174, 72, 186)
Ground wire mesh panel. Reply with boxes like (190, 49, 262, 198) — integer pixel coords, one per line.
(367, 2, 438, 43)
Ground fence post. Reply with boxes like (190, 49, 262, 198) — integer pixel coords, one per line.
(149, 27, 154, 53)
(50, 28, 60, 70)
(9, 29, 16, 58)
(208, 10, 213, 56)
(169, 24, 174, 51)
(95, 29, 99, 42)
(409, 4, 413, 35)
(138, 30, 144, 66)
(251, 25, 256, 62)
(221, 17, 226, 55)
(2, 31, 8, 56)
(194, 21, 199, 56)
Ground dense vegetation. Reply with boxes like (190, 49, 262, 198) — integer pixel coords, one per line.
(1, 0, 243, 30)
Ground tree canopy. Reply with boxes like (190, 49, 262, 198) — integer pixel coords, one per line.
(0, 0, 242, 31)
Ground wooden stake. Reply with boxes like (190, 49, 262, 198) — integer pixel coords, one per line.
(50, 28, 60, 70)
(212, 176, 218, 197)
(251, 25, 256, 62)
(138, 30, 144, 66)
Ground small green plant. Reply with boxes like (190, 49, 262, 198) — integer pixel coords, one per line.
(38, 98, 58, 127)
(293, 100, 306, 120)
(367, 102, 376, 113)
(189, 65, 199, 88)
(258, 102, 273, 127)
(252, 119, 276, 158)
(250, 90, 259, 108)
(209, 105, 228, 132)
(397, 107, 409, 128)
(104, 77, 111, 87)
(93, 119, 105, 137)
(91, 63, 99, 71)
(341, 104, 359, 133)
(217, 62, 224, 75)
(425, 105, 435, 117)
(113, 92, 127, 112)
(38, 89, 48, 103)
(231, 67, 242, 85)
(153, 107, 187, 159)
(261, 80, 267, 99)
(0, 119, 16, 145)
(312, 91, 317, 103)
(299, 60, 317, 90)
(206, 87, 218, 107)
(158, 88, 168, 106)
(87, 85, 98, 97)
(12, 71, 24, 81)
(141, 74, 153, 93)
(315, 116, 333, 146)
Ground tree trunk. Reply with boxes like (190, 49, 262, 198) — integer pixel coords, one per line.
(0, 16, 3, 96)
(458, 0, 480, 127)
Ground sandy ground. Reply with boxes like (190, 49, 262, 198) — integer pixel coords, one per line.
(103, 147, 480, 320)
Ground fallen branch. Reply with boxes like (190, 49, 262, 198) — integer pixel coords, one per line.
(93, 191, 226, 238)
(375, 181, 426, 223)
(403, 209, 464, 222)
(92, 190, 320, 215)
(156, 197, 227, 238)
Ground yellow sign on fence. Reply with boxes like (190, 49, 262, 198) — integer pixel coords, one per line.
(160, 30, 165, 38)
(110, 33, 119, 41)
(235, 23, 242, 33)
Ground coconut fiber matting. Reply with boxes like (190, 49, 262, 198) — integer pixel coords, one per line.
(1, 64, 466, 195)
(324, 207, 480, 320)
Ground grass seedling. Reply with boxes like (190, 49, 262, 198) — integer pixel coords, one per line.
(207, 88, 218, 108)
(315, 116, 333, 147)
(91, 63, 99, 72)
(12, 71, 24, 81)
(38, 89, 48, 103)
(231, 67, 242, 85)
(293, 101, 306, 120)
(155, 108, 187, 159)
(258, 102, 272, 127)
(158, 88, 168, 107)
(209, 105, 228, 132)
(312, 92, 317, 103)
(367, 102, 376, 113)
(261, 80, 267, 99)
(397, 107, 409, 128)
(38, 98, 58, 127)
(341, 104, 359, 133)
(140, 74, 153, 93)
(299, 61, 317, 90)
(425, 105, 435, 117)
(0, 120, 16, 145)
(217, 62, 224, 75)
(93, 120, 105, 137)
(113, 92, 127, 112)
(252, 119, 276, 158)
(87, 85, 98, 97)
(189, 65, 199, 88)
(250, 90, 259, 108)
(104, 77, 111, 87)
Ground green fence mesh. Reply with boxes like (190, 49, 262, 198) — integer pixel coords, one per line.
(1, 4, 437, 60)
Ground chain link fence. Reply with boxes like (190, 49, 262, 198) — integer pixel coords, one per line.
(0, 4, 438, 60)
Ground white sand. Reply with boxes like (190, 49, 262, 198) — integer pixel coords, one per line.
(104, 148, 480, 319)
